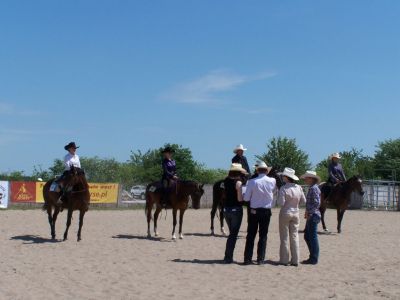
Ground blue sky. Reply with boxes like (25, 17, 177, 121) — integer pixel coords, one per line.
(0, 1, 399, 173)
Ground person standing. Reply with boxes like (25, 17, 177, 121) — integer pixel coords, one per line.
(278, 168, 306, 266)
(243, 161, 276, 265)
(300, 170, 321, 265)
(232, 144, 251, 175)
(222, 163, 247, 264)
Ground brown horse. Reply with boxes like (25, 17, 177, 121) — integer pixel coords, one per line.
(145, 180, 204, 240)
(42, 166, 90, 241)
(319, 175, 364, 233)
(210, 167, 283, 235)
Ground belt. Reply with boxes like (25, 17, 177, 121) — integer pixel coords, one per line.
(250, 207, 271, 211)
(224, 207, 243, 212)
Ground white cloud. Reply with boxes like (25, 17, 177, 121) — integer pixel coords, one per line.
(161, 69, 276, 105)
(232, 107, 275, 115)
(0, 101, 42, 116)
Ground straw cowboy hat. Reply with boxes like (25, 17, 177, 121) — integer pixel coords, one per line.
(256, 161, 272, 173)
(229, 163, 248, 174)
(300, 170, 321, 182)
(64, 142, 79, 151)
(331, 152, 342, 159)
(280, 167, 299, 181)
(233, 144, 247, 154)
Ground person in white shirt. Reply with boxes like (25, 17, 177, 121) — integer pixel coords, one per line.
(55, 142, 81, 205)
(278, 168, 306, 267)
(243, 161, 276, 265)
(63, 142, 81, 170)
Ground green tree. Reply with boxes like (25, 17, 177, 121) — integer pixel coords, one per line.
(0, 171, 32, 181)
(257, 137, 311, 175)
(374, 138, 400, 180)
(316, 148, 374, 182)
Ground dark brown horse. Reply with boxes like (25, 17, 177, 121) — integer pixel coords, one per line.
(319, 176, 364, 233)
(210, 167, 283, 235)
(42, 166, 90, 241)
(145, 180, 204, 240)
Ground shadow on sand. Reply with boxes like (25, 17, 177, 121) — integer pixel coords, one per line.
(112, 234, 171, 242)
(172, 258, 284, 266)
(184, 232, 226, 238)
(10, 235, 60, 244)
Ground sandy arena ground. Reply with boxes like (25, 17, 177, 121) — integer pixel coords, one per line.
(0, 208, 399, 300)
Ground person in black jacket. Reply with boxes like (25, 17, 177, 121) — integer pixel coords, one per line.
(223, 163, 248, 264)
(232, 144, 251, 175)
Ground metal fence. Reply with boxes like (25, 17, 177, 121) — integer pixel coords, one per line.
(117, 181, 400, 211)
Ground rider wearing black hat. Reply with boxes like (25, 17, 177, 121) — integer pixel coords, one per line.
(161, 146, 178, 207)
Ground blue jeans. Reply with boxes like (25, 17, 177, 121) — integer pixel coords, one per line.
(304, 213, 320, 263)
(224, 207, 243, 261)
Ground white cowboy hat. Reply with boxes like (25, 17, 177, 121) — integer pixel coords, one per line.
(229, 163, 248, 174)
(253, 160, 262, 169)
(300, 170, 321, 182)
(331, 152, 341, 159)
(280, 167, 299, 181)
(233, 144, 247, 153)
(256, 161, 272, 173)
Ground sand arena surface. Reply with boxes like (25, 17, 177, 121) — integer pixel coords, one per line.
(0, 208, 399, 300)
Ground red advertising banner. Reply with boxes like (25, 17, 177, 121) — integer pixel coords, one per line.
(11, 182, 36, 203)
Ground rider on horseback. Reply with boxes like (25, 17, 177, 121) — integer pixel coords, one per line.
(322, 152, 347, 200)
(232, 144, 251, 176)
(328, 153, 346, 185)
(161, 146, 178, 208)
(55, 142, 81, 206)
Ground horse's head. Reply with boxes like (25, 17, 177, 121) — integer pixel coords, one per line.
(349, 175, 365, 196)
(268, 166, 284, 188)
(64, 166, 86, 190)
(190, 183, 205, 209)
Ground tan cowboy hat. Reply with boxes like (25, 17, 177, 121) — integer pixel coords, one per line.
(233, 144, 247, 153)
(280, 167, 299, 181)
(300, 170, 321, 182)
(331, 152, 341, 159)
(229, 163, 248, 174)
(256, 161, 272, 173)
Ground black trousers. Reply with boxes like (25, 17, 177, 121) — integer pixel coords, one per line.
(244, 208, 272, 262)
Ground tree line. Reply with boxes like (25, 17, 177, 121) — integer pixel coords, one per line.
(1, 138, 399, 185)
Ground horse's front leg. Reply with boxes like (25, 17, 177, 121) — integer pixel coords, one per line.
(154, 206, 162, 237)
(172, 208, 178, 240)
(146, 200, 153, 238)
(337, 209, 345, 233)
(210, 204, 217, 236)
(178, 209, 185, 239)
(320, 207, 328, 232)
(77, 209, 86, 242)
(63, 208, 73, 241)
(47, 207, 54, 239)
(219, 208, 226, 235)
(52, 207, 60, 239)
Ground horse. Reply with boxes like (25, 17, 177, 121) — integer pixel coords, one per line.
(319, 176, 364, 233)
(210, 167, 283, 236)
(42, 166, 90, 241)
(145, 180, 205, 240)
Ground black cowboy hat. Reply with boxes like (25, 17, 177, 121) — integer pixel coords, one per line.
(161, 146, 175, 154)
(64, 142, 79, 151)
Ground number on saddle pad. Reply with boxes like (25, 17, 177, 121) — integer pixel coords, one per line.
(220, 182, 225, 189)
(149, 185, 157, 193)
(50, 182, 61, 193)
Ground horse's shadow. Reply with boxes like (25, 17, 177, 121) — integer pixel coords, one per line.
(185, 232, 226, 238)
(112, 234, 171, 242)
(10, 235, 60, 244)
(298, 230, 337, 236)
(172, 258, 231, 265)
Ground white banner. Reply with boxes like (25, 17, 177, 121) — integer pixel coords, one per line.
(0, 181, 9, 209)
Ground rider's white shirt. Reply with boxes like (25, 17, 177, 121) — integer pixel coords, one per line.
(64, 153, 81, 170)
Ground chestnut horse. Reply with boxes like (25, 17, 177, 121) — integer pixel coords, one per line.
(210, 167, 283, 235)
(145, 180, 204, 240)
(319, 176, 364, 233)
(42, 166, 90, 241)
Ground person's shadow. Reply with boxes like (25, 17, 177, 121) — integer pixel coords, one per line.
(10, 235, 60, 244)
(172, 258, 229, 265)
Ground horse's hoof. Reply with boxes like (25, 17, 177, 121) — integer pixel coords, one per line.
(77, 238, 81, 242)
(324, 229, 329, 232)
(172, 234, 177, 240)
(63, 238, 67, 241)
(179, 234, 184, 239)
(155, 232, 159, 237)
(211, 231, 215, 236)
(221, 228, 227, 236)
